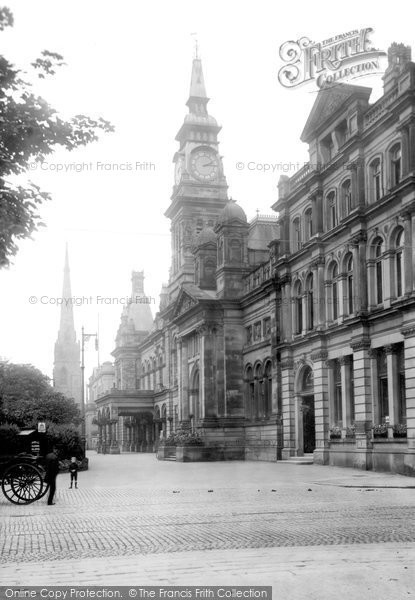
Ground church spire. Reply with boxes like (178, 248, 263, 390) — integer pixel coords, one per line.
(186, 57, 209, 115)
(58, 244, 76, 342)
(53, 245, 81, 406)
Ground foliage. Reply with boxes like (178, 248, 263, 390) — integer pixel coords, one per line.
(345, 425, 356, 438)
(0, 7, 113, 267)
(0, 422, 19, 454)
(162, 430, 204, 447)
(329, 426, 342, 439)
(0, 362, 81, 427)
(372, 423, 388, 437)
(393, 423, 407, 438)
(44, 422, 83, 459)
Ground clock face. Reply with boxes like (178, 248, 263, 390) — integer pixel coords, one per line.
(190, 149, 219, 182)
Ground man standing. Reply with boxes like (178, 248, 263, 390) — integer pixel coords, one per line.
(45, 446, 60, 505)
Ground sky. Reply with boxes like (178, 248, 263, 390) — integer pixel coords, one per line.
(0, 0, 414, 381)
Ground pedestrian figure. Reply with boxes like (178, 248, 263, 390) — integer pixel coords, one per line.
(69, 456, 79, 489)
(44, 446, 60, 505)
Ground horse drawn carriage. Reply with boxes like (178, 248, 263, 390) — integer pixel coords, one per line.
(0, 428, 49, 504)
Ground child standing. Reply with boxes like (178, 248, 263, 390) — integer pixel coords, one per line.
(69, 456, 79, 489)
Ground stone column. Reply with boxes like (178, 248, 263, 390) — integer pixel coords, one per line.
(312, 257, 325, 329)
(351, 337, 373, 470)
(281, 358, 295, 459)
(400, 208, 414, 296)
(279, 275, 292, 340)
(311, 190, 323, 234)
(340, 356, 353, 430)
(402, 326, 415, 475)
(408, 119, 415, 175)
(400, 124, 410, 177)
(311, 351, 329, 465)
(369, 349, 379, 426)
(385, 345, 400, 434)
(350, 232, 368, 314)
(179, 339, 190, 423)
(294, 395, 304, 456)
(326, 359, 336, 426)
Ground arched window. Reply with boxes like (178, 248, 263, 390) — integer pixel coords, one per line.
(245, 366, 255, 419)
(305, 273, 314, 330)
(294, 281, 303, 334)
(370, 158, 382, 202)
(292, 217, 301, 252)
(390, 143, 401, 187)
(254, 363, 263, 419)
(304, 208, 313, 241)
(341, 179, 352, 216)
(263, 361, 272, 418)
(374, 237, 384, 304)
(345, 254, 354, 315)
(327, 191, 337, 229)
(395, 229, 404, 298)
(329, 263, 339, 321)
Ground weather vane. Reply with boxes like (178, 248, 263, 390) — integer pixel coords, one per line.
(190, 32, 199, 59)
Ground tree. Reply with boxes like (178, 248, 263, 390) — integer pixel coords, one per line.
(0, 362, 81, 427)
(0, 6, 113, 268)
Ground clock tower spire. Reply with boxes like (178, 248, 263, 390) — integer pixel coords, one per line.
(166, 56, 229, 300)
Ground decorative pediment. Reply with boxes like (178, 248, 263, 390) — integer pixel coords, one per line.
(174, 289, 198, 318)
(301, 84, 371, 143)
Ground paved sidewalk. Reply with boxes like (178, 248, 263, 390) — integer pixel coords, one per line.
(1, 453, 414, 597)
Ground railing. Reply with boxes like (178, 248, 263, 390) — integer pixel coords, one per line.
(289, 162, 312, 189)
(364, 89, 399, 129)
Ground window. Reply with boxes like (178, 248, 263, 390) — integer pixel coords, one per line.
(245, 366, 255, 419)
(390, 144, 401, 187)
(294, 282, 303, 334)
(341, 179, 352, 216)
(253, 322, 262, 341)
(370, 158, 382, 202)
(395, 229, 404, 298)
(330, 263, 339, 320)
(246, 326, 252, 345)
(346, 254, 354, 315)
(374, 237, 384, 304)
(306, 273, 314, 330)
(264, 361, 272, 418)
(292, 217, 301, 251)
(397, 344, 406, 424)
(263, 318, 271, 338)
(334, 360, 342, 426)
(304, 208, 313, 241)
(377, 349, 388, 422)
(327, 191, 337, 229)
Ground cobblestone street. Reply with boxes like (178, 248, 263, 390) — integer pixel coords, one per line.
(1, 453, 415, 598)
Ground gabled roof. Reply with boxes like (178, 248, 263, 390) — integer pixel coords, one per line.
(301, 83, 372, 143)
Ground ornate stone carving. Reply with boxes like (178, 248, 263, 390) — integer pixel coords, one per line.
(401, 326, 415, 338)
(350, 231, 367, 246)
(280, 358, 294, 370)
(311, 351, 328, 362)
(351, 337, 371, 351)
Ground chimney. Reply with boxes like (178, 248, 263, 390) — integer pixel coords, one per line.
(383, 42, 412, 94)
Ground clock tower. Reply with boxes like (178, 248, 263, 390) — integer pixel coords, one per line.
(165, 56, 229, 300)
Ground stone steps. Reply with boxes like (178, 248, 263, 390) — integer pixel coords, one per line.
(281, 454, 314, 465)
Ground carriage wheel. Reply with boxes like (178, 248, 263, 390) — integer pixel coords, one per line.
(2, 463, 45, 504)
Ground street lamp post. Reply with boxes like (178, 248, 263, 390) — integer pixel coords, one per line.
(81, 326, 98, 451)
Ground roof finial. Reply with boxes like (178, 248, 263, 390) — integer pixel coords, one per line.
(191, 32, 199, 59)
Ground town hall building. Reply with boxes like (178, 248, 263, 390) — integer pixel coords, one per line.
(93, 43, 415, 475)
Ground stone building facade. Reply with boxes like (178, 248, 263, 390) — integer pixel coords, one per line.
(95, 44, 415, 474)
